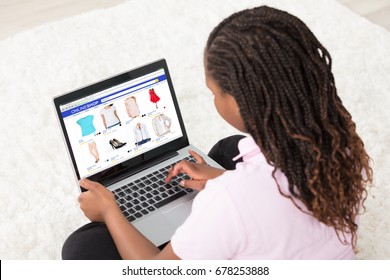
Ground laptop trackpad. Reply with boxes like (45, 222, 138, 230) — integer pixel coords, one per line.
(133, 200, 193, 246)
(161, 200, 193, 227)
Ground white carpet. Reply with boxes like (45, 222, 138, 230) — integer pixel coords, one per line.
(0, 0, 389, 259)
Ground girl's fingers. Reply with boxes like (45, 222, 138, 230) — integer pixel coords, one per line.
(188, 149, 206, 164)
(165, 160, 202, 183)
(165, 161, 190, 183)
(79, 179, 97, 191)
(180, 179, 206, 192)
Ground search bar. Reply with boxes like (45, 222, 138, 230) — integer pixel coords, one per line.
(101, 79, 158, 103)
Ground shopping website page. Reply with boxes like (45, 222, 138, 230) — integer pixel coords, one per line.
(60, 69, 183, 178)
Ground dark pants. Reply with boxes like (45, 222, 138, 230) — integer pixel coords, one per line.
(62, 135, 245, 260)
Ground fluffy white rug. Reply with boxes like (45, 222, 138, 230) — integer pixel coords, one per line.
(0, 0, 389, 259)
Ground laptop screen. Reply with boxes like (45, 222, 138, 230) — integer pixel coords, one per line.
(54, 59, 188, 184)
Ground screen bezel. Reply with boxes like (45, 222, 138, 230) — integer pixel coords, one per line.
(53, 59, 189, 187)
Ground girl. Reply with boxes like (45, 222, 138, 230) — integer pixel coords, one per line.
(62, 6, 372, 259)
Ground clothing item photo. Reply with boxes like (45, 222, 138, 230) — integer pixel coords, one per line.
(76, 115, 96, 137)
(149, 88, 160, 109)
(100, 105, 121, 129)
(88, 141, 99, 163)
(133, 122, 151, 146)
(124, 96, 140, 118)
(152, 113, 172, 137)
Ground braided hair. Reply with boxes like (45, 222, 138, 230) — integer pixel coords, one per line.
(205, 6, 373, 250)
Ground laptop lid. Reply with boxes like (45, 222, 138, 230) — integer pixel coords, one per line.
(53, 59, 189, 189)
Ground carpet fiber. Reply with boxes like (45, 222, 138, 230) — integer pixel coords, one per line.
(1, 0, 389, 259)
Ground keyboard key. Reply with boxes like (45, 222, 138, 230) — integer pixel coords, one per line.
(147, 206, 156, 212)
(128, 216, 136, 222)
(150, 177, 158, 182)
(118, 198, 125, 204)
(171, 180, 179, 186)
(145, 186, 152, 192)
(145, 193, 153, 199)
(118, 191, 125, 197)
(138, 189, 146, 194)
(185, 188, 194, 193)
(139, 196, 146, 202)
(161, 193, 168, 198)
(135, 205, 142, 211)
(141, 209, 149, 215)
(125, 202, 133, 208)
(139, 189, 146, 195)
(138, 182, 146, 188)
(120, 205, 126, 211)
(141, 202, 149, 208)
(144, 179, 152, 184)
(155, 195, 162, 201)
(132, 199, 140, 205)
(148, 199, 156, 205)
(134, 179, 141, 184)
(155, 191, 187, 209)
(134, 212, 143, 219)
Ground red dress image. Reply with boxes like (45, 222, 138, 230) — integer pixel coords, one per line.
(149, 88, 160, 109)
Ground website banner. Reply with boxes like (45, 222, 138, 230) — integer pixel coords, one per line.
(61, 74, 167, 118)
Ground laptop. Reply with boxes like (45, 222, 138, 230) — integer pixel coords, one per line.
(53, 59, 222, 246)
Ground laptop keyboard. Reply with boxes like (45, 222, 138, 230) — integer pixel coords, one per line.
(112, 156, 196, 222)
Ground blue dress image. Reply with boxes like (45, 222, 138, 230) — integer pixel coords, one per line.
(76, 115, 96, 137)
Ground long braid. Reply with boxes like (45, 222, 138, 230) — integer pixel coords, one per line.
(205, 6, 372, 250)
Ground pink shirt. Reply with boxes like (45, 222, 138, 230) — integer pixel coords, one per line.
(171, 136, 354, 259)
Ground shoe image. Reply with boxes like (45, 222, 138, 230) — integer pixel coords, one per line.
(113, 138, 126, 146)
(109, 139, 126, 150)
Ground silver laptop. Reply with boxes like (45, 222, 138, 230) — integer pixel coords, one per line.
(53, 59, 222, 246)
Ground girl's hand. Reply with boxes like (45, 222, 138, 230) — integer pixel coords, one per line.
(165, 150, 225, 191)
(78, 179, 120, 222)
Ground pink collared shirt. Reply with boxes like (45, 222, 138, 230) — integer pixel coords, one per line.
(171, 136, 354, 259)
